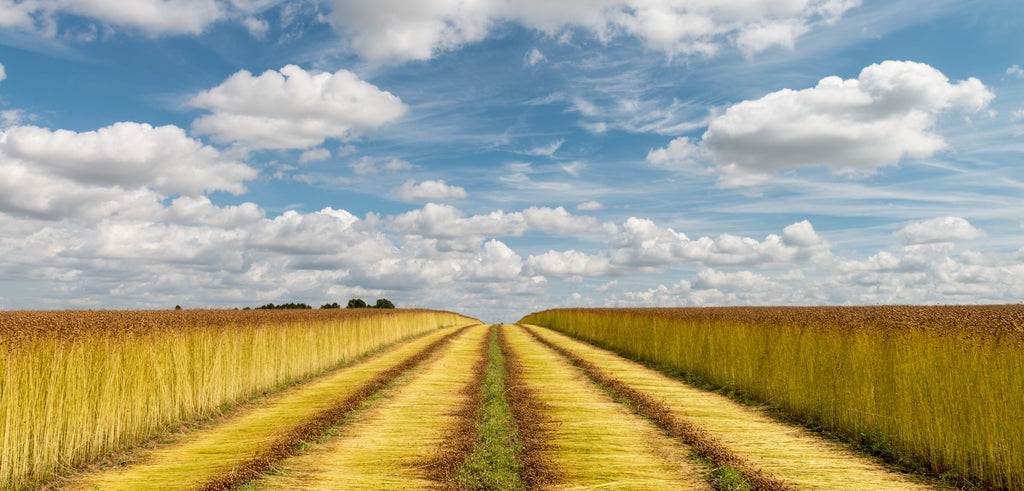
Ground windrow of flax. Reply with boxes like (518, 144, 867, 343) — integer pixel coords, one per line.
(0, 308, 476, 489)
(519, 305, 1024, 490)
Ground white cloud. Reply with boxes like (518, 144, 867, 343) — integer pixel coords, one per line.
(0, 0, 225, 37)
(525, 47, 547, 66)
(734, 19, 806, 54)
(1, 122, 256, 198)
(389, 203, 607, 241)
(73, 0, 224, 35)
(522, 206, 606, 234)
(700, 61, 994, 185)
(576, 200, 603, 211)
(1, 110, 33, 127)
(190, 65, 407, 150)
(526, 250, 612, 278)
(242, 15, 269, 38)
(350, 156, 414, 175)
(609, 217, 830, 268)
(1012, 108, 1024, 123)
(897, 216, 981, 245)
(691, 268, 773, 291)
(0, 62, 5, 83)
(325, 0, 861, 63)
(461, 239, 523, 281)
(393, 179, 468, 202)
(1007, 64, 1024, 78)
(647, 136, 700, 170)
(165, 196, 263, 228)
(3, 192, 1024, 321)
(522, 138, 564, 157)
(298, 148, 331, 164)
(390, 203, 521, 241)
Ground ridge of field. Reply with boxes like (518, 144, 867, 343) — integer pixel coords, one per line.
(255, 323, 489, 490)
(519, 306, 1024, 489)
(455, 326, 524, 490)
(1, 308, 475, 488)
(59, 324, 470, 490)
(502, 324, 711, 490)
(525, 323, 932, 490)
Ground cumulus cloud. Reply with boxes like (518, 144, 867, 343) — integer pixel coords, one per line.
(0, 122, 256, 203)
(897, 216, 981, 245)
(0, 62, 5, 83)
(393, 179, 468, 202)
(1007, 65, 1024, 78)
(0, 0, 224, 36)
(609, 217, 830, 268)
(389, 203, 607, 242)
(190, 65, 407, 149)
(460, 239, 523, 281)
(325, 0, 860, 62)
(526, 249, 613, 278)
(698, 61, 994, 185)
(3, 190, 1024, 321)
(646, 136, 699, 170)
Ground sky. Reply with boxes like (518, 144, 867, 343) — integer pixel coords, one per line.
(0, 0, 1022, 322)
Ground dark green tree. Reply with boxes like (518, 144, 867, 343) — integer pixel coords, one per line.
(347, 298, 368, 309)
(256, 302, 311, 309)
(374, 298, 395, 309)
(321, 302, 341, 309)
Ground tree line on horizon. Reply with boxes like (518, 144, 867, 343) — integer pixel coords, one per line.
(234, 298, 396, 310)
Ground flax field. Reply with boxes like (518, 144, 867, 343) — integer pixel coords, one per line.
(0, 308, 475, 488)
(520, 306, 1024, 489)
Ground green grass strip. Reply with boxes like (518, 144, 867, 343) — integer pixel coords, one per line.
(454, 326, 525, 491)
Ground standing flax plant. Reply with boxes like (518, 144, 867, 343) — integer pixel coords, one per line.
(0, 308, 475, 489)
(520, 306, 1024, 489)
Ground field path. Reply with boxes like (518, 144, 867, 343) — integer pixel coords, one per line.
(59, 323, 938, 490)
(522, 323, 934, 490)
(254, 323, 490, 490)
(502, 324, 712, 490)
(64, 324, 472, 490)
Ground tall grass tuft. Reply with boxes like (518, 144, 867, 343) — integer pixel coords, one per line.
(520, 306, 1024, 489)
(0, 308, 475, 488)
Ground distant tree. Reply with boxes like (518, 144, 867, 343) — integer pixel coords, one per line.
(256, 302, 312, 310)
(347, 298, 368, 309)
(321, 302, 341, 309)
(174, 305, 182, 310)
(374, 298, 395, 309)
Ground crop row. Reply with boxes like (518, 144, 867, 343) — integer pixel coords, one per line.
(0, 309, 476, 488)
(519, 305, 1024, 489)
(20, 322, 937, 489)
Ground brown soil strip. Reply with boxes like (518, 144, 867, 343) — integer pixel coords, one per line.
(424, 325, 493, 488)
(196, 325, 473, 491)
(499, 325, 560, 489)
(519, 324, 793, 491)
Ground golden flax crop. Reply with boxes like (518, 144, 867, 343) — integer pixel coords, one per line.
(257, 324, 489, 490)
(502, 324, 710, 490)
(526, 324, 928, 490)
(520, 306, 1024, 489)
(0, 308, 476, 489)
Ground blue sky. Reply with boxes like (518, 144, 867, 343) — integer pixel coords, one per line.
(0, 0, 1022, 321)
